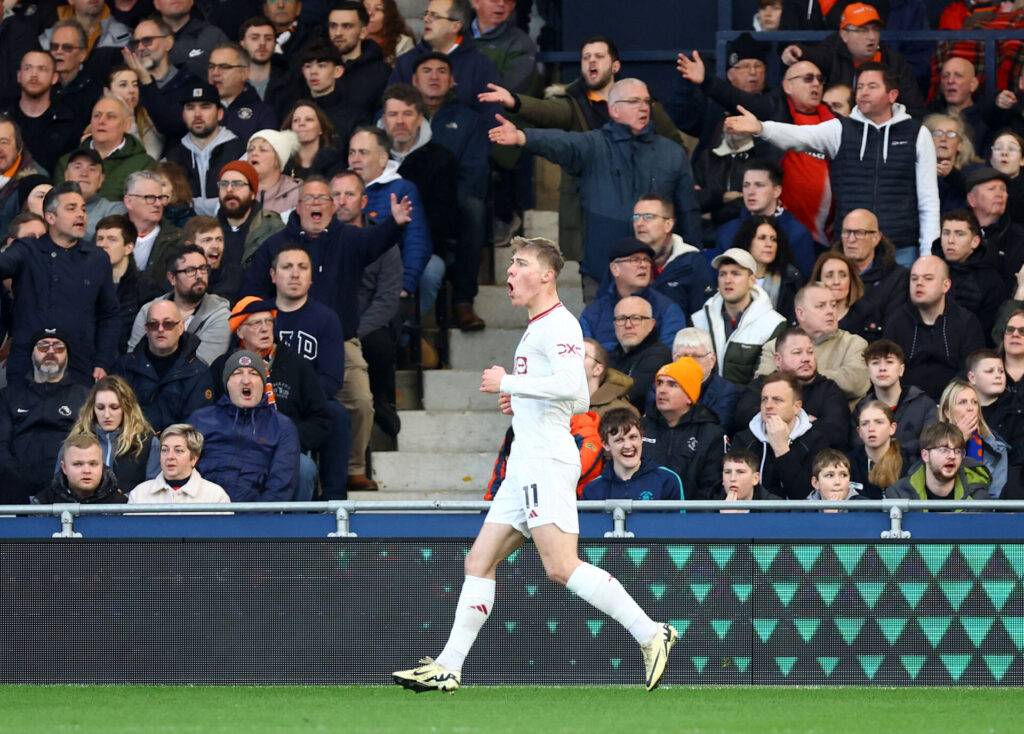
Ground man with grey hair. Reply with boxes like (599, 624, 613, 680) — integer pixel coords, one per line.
(0, 184, 119, 385)
(122, 169, 185, 280)
(669, 327, 743, 429)
(607, 295, 670, 413)
(39, 0, 131, 52)
(490, 77, 701, 301)
(46, 19, 104, 122)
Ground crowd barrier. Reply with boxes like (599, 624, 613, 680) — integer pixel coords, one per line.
(4, 501, 1024, 685)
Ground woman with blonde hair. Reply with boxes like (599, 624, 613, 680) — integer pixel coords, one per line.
(940, 379, 1017, 498)
(924, 112, 980, 212)
(848, 401, 907, 499)
(66, 375, 156, 492)
(128, 424, 231, 504)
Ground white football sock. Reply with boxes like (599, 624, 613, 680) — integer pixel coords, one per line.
(435, 575, 495, 672)
(566, 562, 659, 644)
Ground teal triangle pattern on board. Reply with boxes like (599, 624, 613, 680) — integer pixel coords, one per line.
(959, 617, 995, 648)
(505, 621, 517, 634)
(817, 656, 839, 676)
(938, 581, 973, 611)
(900, 655, 927, 680)
(834, 618, 865, 645)
(918, 617, 952, 648)
(1001, 617, 1024, 651)
(877, 618, 908, 645)
(664, 545, 692, 569)
(751, 545, 780, 572)
(959, 545, 996, 577)
(626, 548, 649, 567)
(855, 582, 886, 609)
(506, 549, 520, 565)
(731, 583, 752, 603)
(609, 658, 622, 669)
(667, 619, 691, 636)
(692, 657, 708, 674)
(583, 547, 606, 566)
(753, 618, 779, 643)
(898, 582, 929, 609)
(525, 584, 538, 597)
(792, 545, 822, 572)
(918, 544, 954, 576)
(858, 655, 884, 680)
(834, 545, 867, 575)
(793, 618, 820, 643)
(981, 580, 1016, 611)
(876, 545, 909, 574)
(775, 657, 797, 676)
(709, 546, 735, 569)
(648, 583, 667, 601)
(586, 619, 604, 638)
(733, 657, 751, 673)
(689, 583, 712, 603)
(983, 654, 1014, 681)
(772, 582, 799, 607)
(940, 654, 972, 682)
(546, 619, 558, 634)
(1000, 544, 1024, 579)
(710, 620, 733, 640)
(813, 582, 842, 606)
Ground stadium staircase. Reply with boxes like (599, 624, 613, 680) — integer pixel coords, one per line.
(350, 209, 585, 501)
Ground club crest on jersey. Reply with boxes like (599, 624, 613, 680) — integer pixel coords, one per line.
(557, 343, 581, 356)
(515, 356, 528, 374)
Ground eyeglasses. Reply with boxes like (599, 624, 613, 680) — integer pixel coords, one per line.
(931, 130, 960, 139)
(300, 194, 333, 204)
(129, 35, 168, 48)
(841, 228, 878, 240)
(50, 43, 83, 53)
(173, 265, 211, 278)
(144, 319, 181, 332)
(35, 341, 66, 353)
(423, 10, 454, 21)
(612, 255, 651, 266)
(632, 213, 669, 222)
(731, 61, 765, 73)
(217, 180, 250, 190)
(584, 352, 603, 365)
(927, 446, 965, 458)
(126, 193, 170, 205)
(240, 317, 274, 330)
(612, 315, 653, 325)
(1005, 325, 1024, 336)
(785, 72, 825, 84)
(993, 145, 1022, 154)
(843, 24, 880, 34)
(208, 63, 247, 72)
(612, 97, 652, 107)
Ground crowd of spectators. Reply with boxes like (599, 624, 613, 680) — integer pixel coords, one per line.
(1, 0, 1023, 507)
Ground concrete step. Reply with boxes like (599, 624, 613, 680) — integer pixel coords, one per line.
(449, 328, 522, 372)
(473, 283, 584, 329)
(395, 369, 420, 410)
(524, 209, 559, 240)
(370, 450, 496, 492)
(398, 410, 511, 452)
(422, 370, 503, 411)
(492, 245, 581, 287)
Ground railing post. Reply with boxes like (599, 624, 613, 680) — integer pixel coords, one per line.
(328, 506, 357, 538)
(52, 509, 82, 539)
(604, 504, 635, 539)
(880, 505, 911, 540)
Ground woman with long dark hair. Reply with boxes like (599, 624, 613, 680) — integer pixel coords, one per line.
(730, 214, 804, 320)
(281, 100, 345, 179)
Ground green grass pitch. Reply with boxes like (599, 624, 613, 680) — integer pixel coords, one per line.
(2, 686, 1023, 733)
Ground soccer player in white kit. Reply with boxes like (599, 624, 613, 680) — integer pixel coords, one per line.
(393, 237, 676, 693)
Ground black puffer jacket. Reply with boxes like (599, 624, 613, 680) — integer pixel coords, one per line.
(34, 466, 126, 504)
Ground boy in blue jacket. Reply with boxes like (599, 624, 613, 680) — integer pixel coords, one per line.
(582, 408, 682, 501)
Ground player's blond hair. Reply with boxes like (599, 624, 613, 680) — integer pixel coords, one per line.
(511, 236, 564, 276)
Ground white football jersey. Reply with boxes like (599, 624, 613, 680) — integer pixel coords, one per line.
(499, 302, 589, 464)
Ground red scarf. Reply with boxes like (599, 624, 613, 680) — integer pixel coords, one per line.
(779, 98, 836, 243)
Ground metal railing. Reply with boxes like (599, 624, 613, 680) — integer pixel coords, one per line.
(3, 498, 1021, 539)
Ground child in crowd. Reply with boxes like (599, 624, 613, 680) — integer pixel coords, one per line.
(848, 400, 907, 499)
(808, 449, 862, 510)
(581, 408, 682, 501)
(967, 349, 1024, 476)
(719, 449, 767, 512)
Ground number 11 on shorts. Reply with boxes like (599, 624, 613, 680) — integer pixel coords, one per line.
(522, 483, 538, 507)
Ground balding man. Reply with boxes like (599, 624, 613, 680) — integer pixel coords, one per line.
(928, 57, 987, 150)
(490, 77, 700, 300)
(677, 53, 835, 245)
(883, 255, 985, 400)
(114, 300, 215, 432)
(607, 296, 671, 413)
(832, 208, 909, 326)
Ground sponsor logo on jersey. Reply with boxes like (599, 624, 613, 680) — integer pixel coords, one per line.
(515, 356, 528, 374)
(557, 343, 581, 356)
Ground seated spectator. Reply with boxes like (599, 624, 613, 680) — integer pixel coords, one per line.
(102, 65, 162, 159)
(184, 216, 237, 302)
(754, 0, 783, 31)
(607, 296, 671, 413)
(216, 161, 285, 270)
(939, 379, 1019, 500)
(207, 44, 277, 142)
(238, 16, 292, 114)
(731, 372, 828, 499)
(968, 349, 1024, 475)
(188, 349, 300, 502)
(887, 421, 991, 502)
(67, 374, 157, 492)
(129, 244, 231, 366)
(115, 300, 215, 432)
(583, 338, 635, 418)
(61, 147, 128, 242)
(883, 255, 986, 400)
(854, 338, 937, 456)
(122, 169, 185, 280)
(934, 209, 1006, 338)
(667, 327, 742, 429)
(1000, 309, 1024, 397)
(691, 247, 787, 385)
(0, 114, 49, 238)
(807, 449, 862, 508)
(247, 129, 303, 218)
(470, 0, 538, 94)
(581, 408, 682, 502)
(923, 112, 978, 213)
(150, 161, 197, 229)
(757, 282, 870, 402)
(363, 0, 415, 66)
(94, 214, 162, 353)
(158, 0, 231, 78)
(128, 423, 231, 504)
(729, 214, 804, 320)
(990, 129, 1024, 227)
(580, 236, 686, 352)
(282, 101, 346, 180)
(810, 250, 881, 342)
(640, 358, 725, 501)
(928, 56, 988, 152)
(5, 213, 47, 246)
(0, 327, 90, 503)
(822, 83, 853, 116)
(299, 39, 371, 150)
(848, 400, 907, 499)
(736, 326, 851, 448)
(717, 448, 770, 509)
(33, 434, 126, 504)
(54, 96, 155, 200)
(966, 166, 1024, 285)
(47, 20, 105, 124)
(833, 208, 909, 327)
(19, 175, 53, 217)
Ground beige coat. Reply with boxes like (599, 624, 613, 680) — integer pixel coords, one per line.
(128, 470, 231, 505)
(756, 328, 870, 403)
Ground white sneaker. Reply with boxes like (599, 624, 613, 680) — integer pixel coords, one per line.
(392, 657, 461, 694)
(640, 623, 677, 691)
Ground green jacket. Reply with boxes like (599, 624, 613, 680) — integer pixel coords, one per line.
(142, 220, 185, 282)
(886, 461, 991, 507)
(242, 208, 286, 268)
(54, 134, 155, 201)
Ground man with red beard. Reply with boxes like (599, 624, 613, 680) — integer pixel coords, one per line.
(887, 421, 990, 502)
(678, 53, 834, 245)
(215, 161, 284, 271)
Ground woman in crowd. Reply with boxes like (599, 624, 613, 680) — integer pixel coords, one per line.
(18, 176, 52, 217)
(940, 379, 1017, 499)
(128, 424, 231, 504)
(1001, 309, 1024, 398)
(247, 129, 302, 217)
(810, 251, 881, 341)
(67, 375, 156, 492)
(847, 401, 906, 500)
(104, 65, 162, 159)
(989, 128, 1024, 225)
(281, 101, 345, 179)
(364, 0, 415, 65)
(924, 112, 978, 213)
(730, 214, 803, 320)
(149, 162, 196, 229)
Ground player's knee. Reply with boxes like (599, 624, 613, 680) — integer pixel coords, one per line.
(464, 549, 493, 578)
(542, 560, 574, 587)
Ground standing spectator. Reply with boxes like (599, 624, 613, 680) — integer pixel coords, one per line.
(39, 0, 132, 54)
(823, 83, 854, 116)
(264, 0, 319, 61)
(188, 349, 300, 502)
(329, 1, 391, 120)
(887, 421, 991, 502)
(128, 423, 231, 503)
(115, 300, 215, 432)
(67, 374, 157, 492)
(94, 213, 162, 353)
(62, 147, 128, 242)
(215, 161, 285, 269)
(929, 56, 988, 151)
(989, 130, 1024, 227)
(158, 0, 230, 78)
(581, 408, 682, 502)
(299, 38, 370, 148)
(0, 184, 119, 384)
(247, 129, 303, 217)
(0, 327, 90, 503)
(923, 112, 977, 214)
(470, 0, 537, 94)
(691, 129, 754, 243)
(883, 255, 985, 400)
(3, 50, 79, 176)
(208, 44, 277, 142)
(607, 296, 670, 414)
(47, 20, 105, 123)
(238, 16, 292, 111)
(965, 167, 1024, 287)
(363, 0, 414, 66)
(34, 434, 126, 504)
(122, 170, 185, 280)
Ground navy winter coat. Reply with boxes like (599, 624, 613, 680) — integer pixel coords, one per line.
(581, 458, 682, 501)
